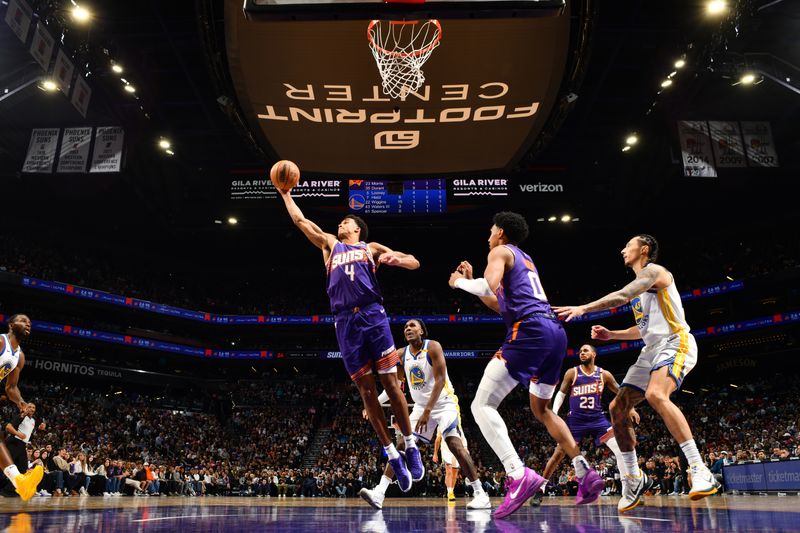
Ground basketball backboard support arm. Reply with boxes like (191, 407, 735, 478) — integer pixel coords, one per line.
(243, 0, 565, 21)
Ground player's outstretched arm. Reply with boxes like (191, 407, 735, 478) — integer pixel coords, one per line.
(369, 242, 420, 270)
(416, 340, 447, 435)
(449, 248, 511, 312)
(278, 190, 336, 252)
(554, 264, 663, 322)
(591, 324, 641, 341)
(454, 260, 499, 313)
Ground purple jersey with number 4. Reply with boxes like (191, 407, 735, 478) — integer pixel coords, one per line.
(496, 245, 552, 329)
(326, 241, 383, 314)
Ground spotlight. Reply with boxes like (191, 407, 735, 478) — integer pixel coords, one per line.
(124, 84, 136, 93)
(706, 0, 727, 15)
(674, 59, 686, 69)
(39, 79, 58, 92)
(739, 73, 756, 85)
(668, 71, 677, 78)
(622, 145, 632, 152)
(158, 139, 171, 150)
(165, 149, 175, 156)
(547, 216, 557, 222)
(660, 79, 673, 88)
(625, 134, 639, 146)
(228, 217, 238, 225)
(561, 215, 572, 223)
(71, 5, 91, 23)
(111, 64, 123, 74)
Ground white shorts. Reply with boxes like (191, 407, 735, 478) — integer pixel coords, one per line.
(410, 402, 461, 444)
(440, 427, 468, 468)
(621, 332, 698, 392)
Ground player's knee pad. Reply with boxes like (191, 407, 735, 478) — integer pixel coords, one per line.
(528, 381, 557, 401)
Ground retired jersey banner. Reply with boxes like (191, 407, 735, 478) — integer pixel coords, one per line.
(4, 0, 33, 43)
(28, 21, 55, 72)
(677, 121, 717, 178)
(71, 74, 91, 117)
(741, 121, 779, 168)
(56, 127, 93, 173)
(53, 49, 75, 97)
(708, 121, 746, 168)
(22, 128, 60, 173)
(89, 126, 124, 173)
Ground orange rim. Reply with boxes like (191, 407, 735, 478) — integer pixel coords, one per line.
(367, 19, 442, 59)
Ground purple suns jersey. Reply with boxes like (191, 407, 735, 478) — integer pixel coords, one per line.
(326, 241, 383, 314)
(568, 366, 605, 419)
(496, 245, 552, 329)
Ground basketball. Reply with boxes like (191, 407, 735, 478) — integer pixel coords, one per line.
(270, 160, 300, 193)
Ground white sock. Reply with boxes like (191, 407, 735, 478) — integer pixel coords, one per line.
(3, 465, 20, 488)
(571, 455, 590, 479)
(471, 359, 523, 480)
(679, 439, 703, 465)
(621, 451, 641, 477)
(605, 437, 628, 476)
(376, 475, 392, 495)
(385, 443, 400, 461)
(447, 487, 454, 495)
(470, 479, 484, 495)
(403, 435, 417, 450)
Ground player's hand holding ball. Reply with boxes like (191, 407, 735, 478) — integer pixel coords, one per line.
(590, 325, 612, 340)
(270, 160, 300, 194)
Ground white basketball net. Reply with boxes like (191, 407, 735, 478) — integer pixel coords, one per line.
(367, 19, 442, 100)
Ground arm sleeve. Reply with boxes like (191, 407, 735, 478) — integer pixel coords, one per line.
(454, 277, 494, 297)
(552, 391, 567, 415)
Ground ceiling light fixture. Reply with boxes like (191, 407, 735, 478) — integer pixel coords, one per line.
(660, 79, 673, 88)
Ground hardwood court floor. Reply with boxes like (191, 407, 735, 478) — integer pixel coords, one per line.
(0, 495, 796, 532)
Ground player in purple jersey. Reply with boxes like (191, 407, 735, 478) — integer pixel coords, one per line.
(448, 212, 604, 518)
(530, 344, 639, 506)
(279, 189, 424, 492)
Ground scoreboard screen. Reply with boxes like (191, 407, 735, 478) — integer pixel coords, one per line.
(347, 179, 446, 215)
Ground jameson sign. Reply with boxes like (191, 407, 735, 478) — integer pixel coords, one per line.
(226, 3, 570, 174)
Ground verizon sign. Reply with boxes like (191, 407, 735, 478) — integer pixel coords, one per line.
(226, 6, 570, 175)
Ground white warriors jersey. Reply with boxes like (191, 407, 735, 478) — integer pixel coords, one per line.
(403, 340, 458, 409)
(0, 334, 21, 383)
(630, 273, 691, 347)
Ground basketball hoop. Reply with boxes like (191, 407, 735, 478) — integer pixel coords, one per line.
(367, 19, 442, 100)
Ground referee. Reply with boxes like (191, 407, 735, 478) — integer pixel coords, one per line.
(5, 403, 44, 475)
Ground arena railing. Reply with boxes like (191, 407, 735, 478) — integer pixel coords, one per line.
(3, 309, 796, 360)
(17, 275, 744, 326)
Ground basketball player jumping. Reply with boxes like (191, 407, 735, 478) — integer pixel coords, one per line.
(554, 234, 720, 513)
(530, 344, 639, 507)
(359, 319, 490, 510)
(278, 189, 424, 492)
(0, 314, 44, 500)
(449, 212, 604, 519)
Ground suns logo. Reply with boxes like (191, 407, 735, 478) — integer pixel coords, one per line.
(409, 366, 426, 390)
(631, 297, 648, 329)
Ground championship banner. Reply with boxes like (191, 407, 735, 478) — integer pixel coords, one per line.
(56, 127, 93, 173)
(89, 126, 124, 172)
(71, 74, 91, 117)
(741, 121, 779, 168)
(21, 128, 60, 173)
(4, 0, 33, 43)
(28, 21, 55, 72)
(53, 49, 75, 97)
(677, 121, 717, 177)
(708, 121, 746, 168)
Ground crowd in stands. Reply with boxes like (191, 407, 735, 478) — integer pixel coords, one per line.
(0, 371, 797, 499)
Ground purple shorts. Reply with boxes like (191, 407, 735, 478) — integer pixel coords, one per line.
(334, 302, 397, 380)
(495, 316, 568, 389)
(568, 415, 614, 446)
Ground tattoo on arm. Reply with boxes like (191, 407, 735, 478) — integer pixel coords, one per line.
(583, 265, 659, 312)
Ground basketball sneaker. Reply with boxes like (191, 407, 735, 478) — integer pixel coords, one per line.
(447, 490, 456, 502)
(493, 468, 546, 519)
(467, 491, 491, 510)
(359, 487, 385, 510)
(404, 447, 425, 482)
(529, 486, 544, 507)
(617, 472, 651, 513)
(576, 469, 605, 505)
(14, 465, 44, 502)
(389, 454, 412, 492)
(687, 463, 720, 500)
